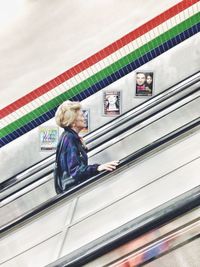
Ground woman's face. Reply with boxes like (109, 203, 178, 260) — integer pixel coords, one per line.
(136, 73, 146, 85)
(74, 110, 86, 131)
(146, 75, 152, 85)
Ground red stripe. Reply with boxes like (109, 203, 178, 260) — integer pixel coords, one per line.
(1, 0, 198, 118)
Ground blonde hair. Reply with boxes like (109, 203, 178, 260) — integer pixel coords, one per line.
(55, 100, 81, 128)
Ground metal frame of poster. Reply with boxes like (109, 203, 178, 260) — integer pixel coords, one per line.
(135, 71, 154, 97)
(39, 126, 59, 151)
(103, 91, 121, 116)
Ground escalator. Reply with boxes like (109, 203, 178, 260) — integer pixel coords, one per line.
(0, 74, 199, 267)
(0, 72, 199, 227)
(1, 71, 200, 198)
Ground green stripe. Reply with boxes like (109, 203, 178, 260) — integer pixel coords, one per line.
(1, 12, 199, 138)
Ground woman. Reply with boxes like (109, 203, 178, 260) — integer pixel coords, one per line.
(54, 100, 119, 193)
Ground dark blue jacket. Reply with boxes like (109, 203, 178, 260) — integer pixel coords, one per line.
(56, 127, 99, 192)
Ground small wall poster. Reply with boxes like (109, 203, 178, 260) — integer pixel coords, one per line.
(39, 126, 59, 151)
(135, 71, 154, 97)
(79, 109, 90, 137)
(103, 91, 121, 116)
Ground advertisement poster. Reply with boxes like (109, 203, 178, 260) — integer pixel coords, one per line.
(103, 91, 121, 116)
(39, 126, 59, 151)
(79, 109, 90, 137)
(135, 71, 154, 97)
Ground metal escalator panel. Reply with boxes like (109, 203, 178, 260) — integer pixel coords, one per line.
(0, 123, 199, 266)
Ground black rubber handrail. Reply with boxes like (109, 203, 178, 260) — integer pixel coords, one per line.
(48, 186, 200, 267)
(0, 117, 199, 235)
(1, 71, 199, 192)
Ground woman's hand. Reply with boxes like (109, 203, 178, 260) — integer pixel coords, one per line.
(97, 160, 119, 172)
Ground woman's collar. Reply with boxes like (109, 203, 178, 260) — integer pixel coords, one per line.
(64, 126, 80, 139)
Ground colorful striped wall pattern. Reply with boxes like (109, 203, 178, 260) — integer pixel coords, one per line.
(0, 0, 200, 147)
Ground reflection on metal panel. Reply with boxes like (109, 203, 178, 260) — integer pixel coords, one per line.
(111, 221, 200, 267)
(83, 208, 200, 267)
(144, 238, 200, 267)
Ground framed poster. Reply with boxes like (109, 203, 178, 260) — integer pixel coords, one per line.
(103, 91, 121, 116)
(135, 71, 154, 97)
(79, 109, 90, 137)
(39, 126, 59, 151)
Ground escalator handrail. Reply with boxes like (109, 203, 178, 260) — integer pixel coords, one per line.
(1, 71, 200, 192)
(0, 117, 199, 235)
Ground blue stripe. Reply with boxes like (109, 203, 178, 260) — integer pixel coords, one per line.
(1, 22, 200, 147)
